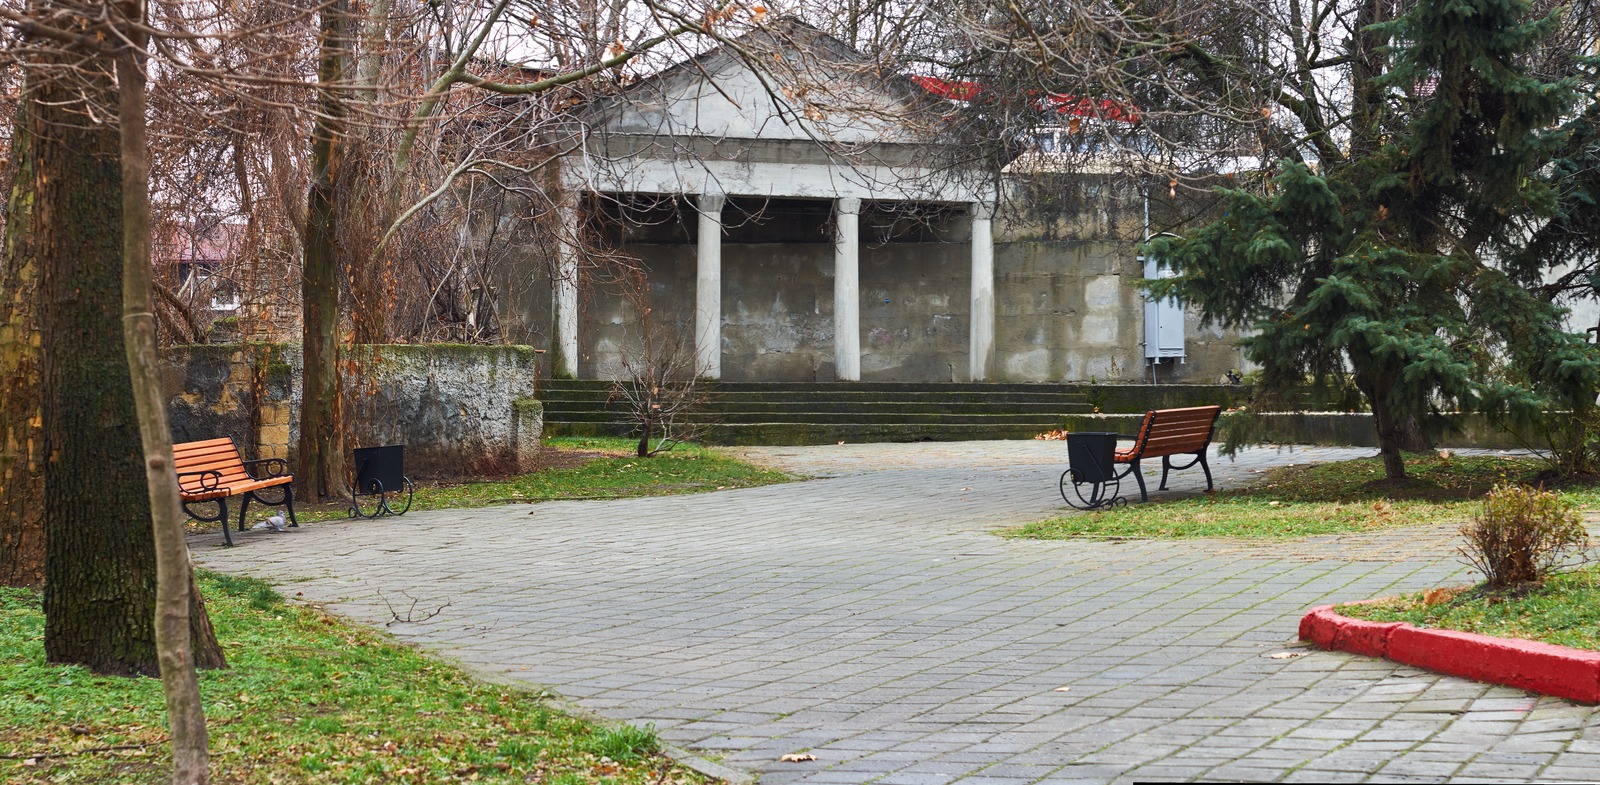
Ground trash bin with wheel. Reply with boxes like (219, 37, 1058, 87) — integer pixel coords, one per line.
(1060, 431, 1128, 510)
(349, 444, 414, 518)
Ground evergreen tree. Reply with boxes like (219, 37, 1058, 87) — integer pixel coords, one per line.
(1150, 0, 1600, 479)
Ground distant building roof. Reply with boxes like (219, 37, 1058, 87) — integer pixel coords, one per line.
(154, 221, 245, 266)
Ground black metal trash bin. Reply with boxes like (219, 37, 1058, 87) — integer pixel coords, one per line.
(1065, 432, 1118, 485)
(350, 444, 413, 517)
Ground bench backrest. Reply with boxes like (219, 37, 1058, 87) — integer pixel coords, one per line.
(1130, 405, 1222, 456)
(173, 437, 251, 494)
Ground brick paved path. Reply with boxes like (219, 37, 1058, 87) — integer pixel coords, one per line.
(196, 443, 1600, 783)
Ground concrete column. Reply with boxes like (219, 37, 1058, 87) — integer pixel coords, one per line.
(695, 192, 726, 379)
(833, 197, 862, 381)
(969, 201, 996, 382)
(552, 199, 581, 379)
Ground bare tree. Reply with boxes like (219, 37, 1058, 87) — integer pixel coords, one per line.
(114, 0, 211, 777)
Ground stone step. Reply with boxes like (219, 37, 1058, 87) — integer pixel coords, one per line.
(540, 390, 1091, 405)
(544, 410, 1069, 426)
(541, 380, 1105, 394)
(539, 381, 1245, 413)
(544, 420, 1063, 446)
(541, 400, 1091, 415)
(537, 381, 1248, 445)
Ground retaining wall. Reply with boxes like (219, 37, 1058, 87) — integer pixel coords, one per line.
(1057, 411, 1528, 450)
(162, 343, 542, 480)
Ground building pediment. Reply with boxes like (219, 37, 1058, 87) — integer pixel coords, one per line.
(585, 18, 935, 145)
(572, 18, 989, 204)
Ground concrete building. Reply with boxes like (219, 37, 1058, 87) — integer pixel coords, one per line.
(509, 20, 1246, 385)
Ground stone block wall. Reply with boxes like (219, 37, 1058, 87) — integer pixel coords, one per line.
(164, 343, 297, 460)
(161, 343, 542, 480)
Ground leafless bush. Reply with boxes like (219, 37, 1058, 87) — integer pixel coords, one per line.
(608, 261, 708, 458)
(1460, 483, 1590, 589)
(611, 318, 708, 458)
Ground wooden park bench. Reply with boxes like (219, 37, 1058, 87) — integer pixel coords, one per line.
(174, 437, 298, 547)
(1114, 405, 1223, 502)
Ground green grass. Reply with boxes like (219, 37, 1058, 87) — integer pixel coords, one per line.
(0, 573, 707, 784)
(1009, 453, 1600, 540)
(1338, 566, 1600, 651)
(383, 437, 790, 511)
(197, 437, 793, 528)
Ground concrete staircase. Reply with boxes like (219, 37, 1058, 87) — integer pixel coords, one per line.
(540, 380, 1098, 445)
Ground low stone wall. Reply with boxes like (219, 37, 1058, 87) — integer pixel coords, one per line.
(1058, 411, 1527, 450)
(1088, 384, 1251, 414)
(162, 343, 542, 480)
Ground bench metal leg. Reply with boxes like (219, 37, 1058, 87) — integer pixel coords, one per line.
(219, 499, 232, 547)
(241, 487, 299, 530)
(284, 485, 299, 527)
(1155, 451, 1215, 495)
(236, 493, 251, 533)
(1130, 459, 1148, 502)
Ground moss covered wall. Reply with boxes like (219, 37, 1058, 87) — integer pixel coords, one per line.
(161, 344, 541, 480)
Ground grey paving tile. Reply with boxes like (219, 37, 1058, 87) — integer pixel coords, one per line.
(193, 443, 1600, 785)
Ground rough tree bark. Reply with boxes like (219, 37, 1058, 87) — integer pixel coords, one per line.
(116, 5, 210, 778)
(298, 0, 351, 502)
(1355, 365, 1434, 481)
(34, 32, 226, 677)
(0, 91, 44, 587)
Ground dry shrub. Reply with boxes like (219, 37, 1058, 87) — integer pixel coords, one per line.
(1459, 483, 1589, 589)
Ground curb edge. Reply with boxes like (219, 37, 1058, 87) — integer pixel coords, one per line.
(1300, 604, 1600, 704)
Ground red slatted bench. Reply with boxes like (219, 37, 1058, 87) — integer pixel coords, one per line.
(1115, 405, 1223, 502)
(174, 437, 298, 547)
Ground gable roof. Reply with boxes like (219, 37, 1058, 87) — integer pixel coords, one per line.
(583, 17, 947, 146)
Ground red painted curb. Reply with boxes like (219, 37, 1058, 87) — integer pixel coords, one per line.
(1299, 605, 1600, 704)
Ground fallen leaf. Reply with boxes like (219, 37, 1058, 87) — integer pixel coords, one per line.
(780, 753, 817, 762)
(1269, 651, 1307, 659)
(1267, 501, 1281, 507)
(1053, 686, 1071, 692)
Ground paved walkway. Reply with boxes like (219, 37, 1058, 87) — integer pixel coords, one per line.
(195, 443, 1600, 784)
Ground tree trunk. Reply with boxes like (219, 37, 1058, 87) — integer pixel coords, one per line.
(298, 0, 351, 502)
(116, 13, 211, 780)
(34, 42, 225, 678)
(343, 148, 390, 345)
(36, 56, 161, 676)
(189, 568, 226, 670)
(0, 89, 44, 587)
(347, 0, 395, 346)
(1369, 396, 1409, 480)
(1396, 410, 1433, 454)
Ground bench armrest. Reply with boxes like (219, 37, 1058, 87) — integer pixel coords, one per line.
(176, 469, 223, 494)
(242, 457, 290, 480)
